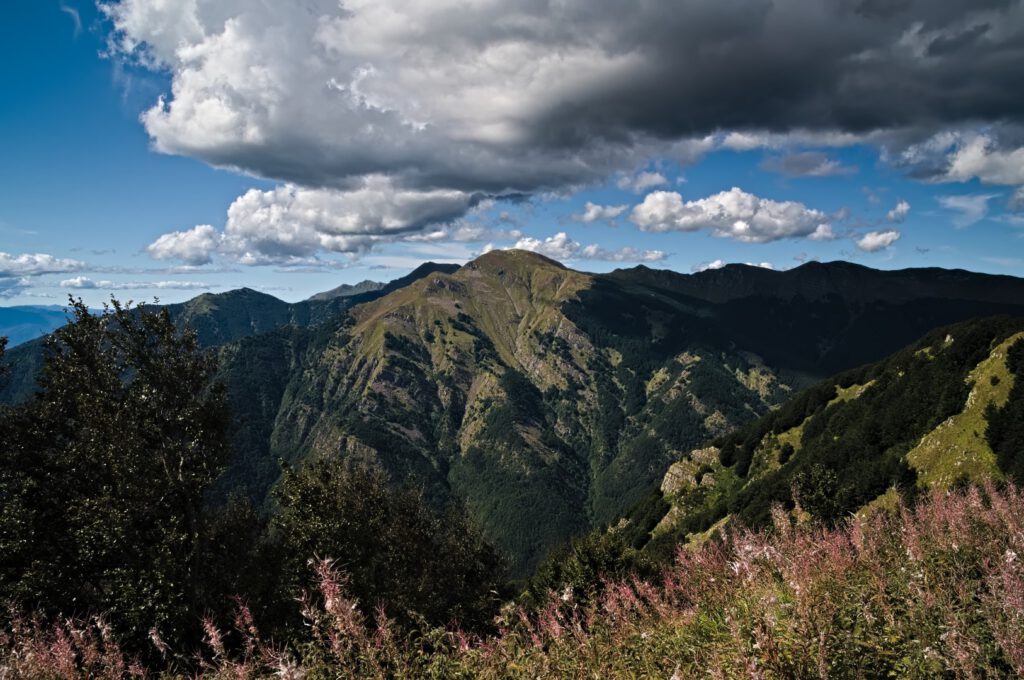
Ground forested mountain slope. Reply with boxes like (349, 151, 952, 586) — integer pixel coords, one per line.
(211, 252, 1024, 572)
(636, 315, 1024, 558)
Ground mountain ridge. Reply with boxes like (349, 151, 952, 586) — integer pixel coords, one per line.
(0, 306, 72, 348)
(611, 259, 1024, 305)
(208, 252, 1024, 572)
(307, 279, 385, 301)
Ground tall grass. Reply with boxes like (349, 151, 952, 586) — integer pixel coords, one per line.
(4, 482, 1023, 678)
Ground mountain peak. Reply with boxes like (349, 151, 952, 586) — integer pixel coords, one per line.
(217, 286, 280, 299)
(307, 279, 384, 302)
(406, 261, 456, 277)
(466, 248, 567, 272)
(790, 260, 872, 273)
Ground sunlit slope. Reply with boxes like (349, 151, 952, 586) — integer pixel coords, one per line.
(642, 316, 1024, 557)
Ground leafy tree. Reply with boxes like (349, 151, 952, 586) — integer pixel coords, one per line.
(273, 458, 507, 632)
(0, 299, 230, 653)
(793, 464, 845, 522)
(195, 495, 281, 629)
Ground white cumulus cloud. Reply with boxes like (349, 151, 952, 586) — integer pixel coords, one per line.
(147, 224, 221, 266)
(0, 252, 85, 277)
(102, 0, 1024, 263)
(573, 202, 629, 224)
(943, 135, 1024, 187)
(692, 259, 726, 272)
(0, 277, 31, 298)
(101, 0, 1024, 199)
(887, 200, 911, 223)
(856, 230, 901, 252)
(146, 178, 475, 265)
(617, 171, 668, 193)
(807, 224, 839, 241)
(60, 277, 213, 291)
(513, 233, 665, 263)
(630, 188, 832, 243)
(0, 253, 86, 298)
(898, 131, 1024, 211)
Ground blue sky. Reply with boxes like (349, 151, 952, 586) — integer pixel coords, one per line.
(2, 1, 1023, 306)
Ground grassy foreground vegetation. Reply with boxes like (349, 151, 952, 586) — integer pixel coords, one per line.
(2, 483, 1023, 678)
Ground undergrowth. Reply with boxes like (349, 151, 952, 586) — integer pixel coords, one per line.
(4, 481, 1024, 678)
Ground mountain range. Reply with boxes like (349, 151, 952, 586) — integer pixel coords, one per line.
(4, 252, 1024, 573)
(306, 279, 385, 301)
(0, 306, 71, 348)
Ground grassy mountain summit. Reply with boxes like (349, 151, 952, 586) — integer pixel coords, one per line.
(249, 250, 791, 572)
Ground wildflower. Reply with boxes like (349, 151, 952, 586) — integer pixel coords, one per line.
(202, 617, 225, 658)
(148, 627, 169, 658)
(271, 653, 307, 680)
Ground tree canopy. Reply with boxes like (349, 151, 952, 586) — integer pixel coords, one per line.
(0, 299, 230, 652)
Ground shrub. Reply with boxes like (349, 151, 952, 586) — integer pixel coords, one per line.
(273, 459, 507, 633)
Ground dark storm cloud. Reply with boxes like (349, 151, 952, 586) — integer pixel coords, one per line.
(529, 0, 1024, 148)
(102, 0, 1024, 262)
(106, 0, 1024, 193)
